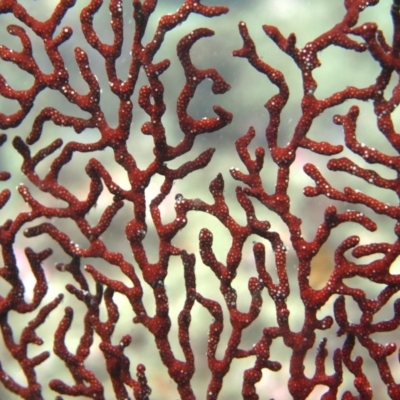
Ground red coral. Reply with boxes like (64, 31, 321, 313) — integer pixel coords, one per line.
(0, 0, 400, 399)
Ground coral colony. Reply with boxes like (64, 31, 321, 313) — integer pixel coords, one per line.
(0, 0, 400, 398)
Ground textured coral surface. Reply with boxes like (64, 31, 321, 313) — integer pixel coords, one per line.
(0, 0, 400, 399)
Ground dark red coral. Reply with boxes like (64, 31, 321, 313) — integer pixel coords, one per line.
(0, 0, 400, 399)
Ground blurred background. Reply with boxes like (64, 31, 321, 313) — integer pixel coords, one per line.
(0, 0, 399, 398)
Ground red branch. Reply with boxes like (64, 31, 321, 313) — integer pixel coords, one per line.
(0, 0, 400, 399)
